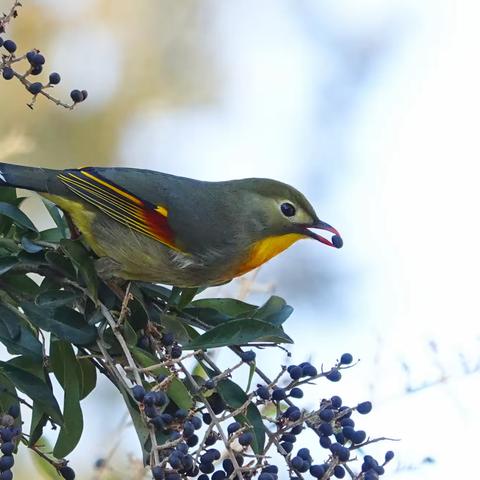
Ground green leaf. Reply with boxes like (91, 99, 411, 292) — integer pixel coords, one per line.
(190, 298, 257, 317)
(182, 307, 229, 328)
(2, 272, 40, 297)
(184, 319, 293, 350)
(0, 371, 21, 426)
(118, 383, 150, 459)
(138, 282, 172, 300)
(42, 199, 68, 235)
(0, 360, 63, 425)
(131, 347, 193, 409)
(50, 339, 84, 458)
(29, 402, 49, 447)
(254, 296, 293, 326)
(0, 201, 37, 232)
(45, 251, 76, 279)
(29, 436, 58, 478)
(35, 290, 80, 308)
(20, 235, 43, 253)
(78, 358, 97, 400)
(60, 239, 98, 299)
(0, 304, 42, 360)
(0, 256, 18, 275)
(22, 303, 97, 346)
(217, 379, 265, 454)
(39, 227, 65, 243)
(177, 287, 201, 309)
(158, 314, 195, 344)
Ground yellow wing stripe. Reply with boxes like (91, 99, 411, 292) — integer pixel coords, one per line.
(59, 174, 145, 220)
(64, 183, 175, 245)
(81, 170, 143, 206)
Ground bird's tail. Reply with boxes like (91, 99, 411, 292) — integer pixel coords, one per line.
(0, 162, 60, 193)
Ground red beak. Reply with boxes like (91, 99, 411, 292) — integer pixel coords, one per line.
(304, 220, 343, 249)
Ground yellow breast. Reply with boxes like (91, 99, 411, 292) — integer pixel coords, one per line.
(233, 233, 307, 278)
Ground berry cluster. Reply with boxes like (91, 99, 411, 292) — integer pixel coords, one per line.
(125, 345, 394, 480)
(0, 3, 87, 109)
(0, 404, 21, 480)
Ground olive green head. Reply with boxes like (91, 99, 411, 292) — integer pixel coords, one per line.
(232, 178, 342, 248)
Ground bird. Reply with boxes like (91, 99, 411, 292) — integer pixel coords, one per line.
(0, 163, 342, 287)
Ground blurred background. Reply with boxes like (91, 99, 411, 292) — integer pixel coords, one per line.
(1, 0, 479, 478)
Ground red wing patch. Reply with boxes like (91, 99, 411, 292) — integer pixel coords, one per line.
(58, 167, 180, 251)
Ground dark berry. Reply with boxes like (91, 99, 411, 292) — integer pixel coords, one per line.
(165, 473, 181, 480)
(26, 50, 36, 64)
(301, 363, 317, 377)
(202, 412, 212, 425)
(204, 379, 215, 390)
(332, 235, 343, 248)
(0, 456, 13, 470)
(205, 433, 217, 446)
(227, 421, 241, 435)
(239, 350, 256, 362)
(199, 462, 215, 474)
(31, 65, 43, 75)
(191, 416, 202, 430)
(291, 425, 303, 435)
(28, 82, 42, 94)
(0, 470, 13, 480)
(181, 455, 194, 471)
(286, 406, 301, 422)
(334, 465, 346, 478)
(238, 432, 253, 446)
(201, 449, 221, 463)
(319, 435, 331, 448)
(144, 405, 157, 418)
(291, 456, 303, 470)
(2, 67, 13, 80)
(352, 430, 367, 444)
(208, 394, 225, 414)
(342, 426, 355, 440)
(340, 353, 353, 365)
(331, 395, 342, 409)
(70, 89, 84, 103)
(211, 471, 226, 480)
(154, 391, 168, 406)
(326, 370, 342, 382)
(185, 434, 198, 447)
(335, 432, 346, 444)
(30, 53, 45, 66)
(258, 474, 275, 480)
(0, 38, 3, 48)
(59, 466, 75, 480)
(174, 408, 188, 420)
(280, 433, 296, 443)
(0, 443, 14, 455)
(136, 335, 150, 350)
(0, 430, 13, 442)
(3, 40, 16, 53)
(289, 387, 303, 398)
(330, 443, 350, 461)
(132, 385, 146, 402)
(262, 465, 278, 474)
(385, 451, 395, 462)
(182, 420, 194, 438)
(319, 408, 334, 422)
(198, 476, 209, 480)
(309, 465, 326, 478)
(160, 413, 173, 424)
(340, 418, 354, 427)
(279, 441, 293, 454)
(223, 459, 234, 475)
(256, 385, 270, 400)
(297, 448, 311, 461)
(171, 345, 182, 359)
(319, 423, 333, 436)
(168, 453, 182, 469)
(152, 466, 165, 479)
(288, 365, 303, 380)
(162, 332, 175, 346)
(271, 388, 287, 402)
(357, 401, 373, 414)
(143, 392, 156, 406)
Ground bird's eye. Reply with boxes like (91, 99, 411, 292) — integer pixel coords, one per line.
(280, 202, 296, 217)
